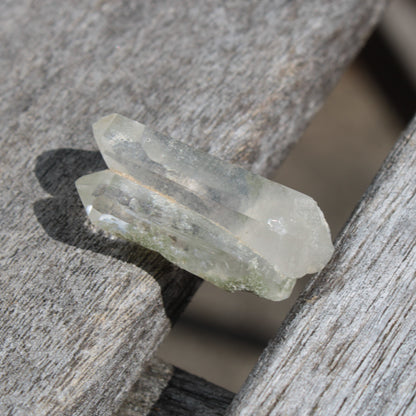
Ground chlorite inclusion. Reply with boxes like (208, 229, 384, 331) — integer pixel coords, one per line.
(76, 114, 334, 301)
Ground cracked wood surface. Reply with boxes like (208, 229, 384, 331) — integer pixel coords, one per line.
(227, 117, 416, 415)
(0, 0, 387, 414)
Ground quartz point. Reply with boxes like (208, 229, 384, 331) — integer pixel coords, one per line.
(76, 114, 334, 301)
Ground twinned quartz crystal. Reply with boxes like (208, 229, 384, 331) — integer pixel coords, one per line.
(76, 114, 334, 301)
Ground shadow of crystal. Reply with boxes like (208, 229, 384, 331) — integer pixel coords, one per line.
(33, 148, 200, 323)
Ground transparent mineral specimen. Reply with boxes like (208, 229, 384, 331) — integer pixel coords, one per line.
(76, 114, 334, 301)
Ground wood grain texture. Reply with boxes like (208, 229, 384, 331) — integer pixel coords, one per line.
(227, 117, 416, 416)
(0, 0, 387, 414)
(116, 359, 233, 416)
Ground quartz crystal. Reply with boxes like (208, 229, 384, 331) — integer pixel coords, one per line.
(76, 114, 334, 301)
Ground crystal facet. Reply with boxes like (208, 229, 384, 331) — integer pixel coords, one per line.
(76, 114, 334, 301)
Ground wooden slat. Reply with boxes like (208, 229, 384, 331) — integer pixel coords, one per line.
(227, 117, 416, 415)
(116, 359, 233, 416)
(0, 0, 387, 414)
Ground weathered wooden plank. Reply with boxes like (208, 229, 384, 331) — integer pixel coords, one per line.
(116, 359, 233, 416)
(227, 116, 416, 415)
(0, 0, 387, 414)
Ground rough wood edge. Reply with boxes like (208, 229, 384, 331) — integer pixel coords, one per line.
(116, 359, 234, 416)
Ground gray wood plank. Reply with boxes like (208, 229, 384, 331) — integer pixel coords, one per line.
(0, 0, 387, 415)
(116, 359, 233, 416)
(227, 116, 416, 415)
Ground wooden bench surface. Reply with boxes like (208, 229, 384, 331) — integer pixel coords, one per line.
(229, 117, 416, 415)
(116, 358, 234, 416)
(0, 0, 400, 414)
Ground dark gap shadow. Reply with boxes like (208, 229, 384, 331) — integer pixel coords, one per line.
(358, 28, 416, 125)
(33, 148, 200, 323)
